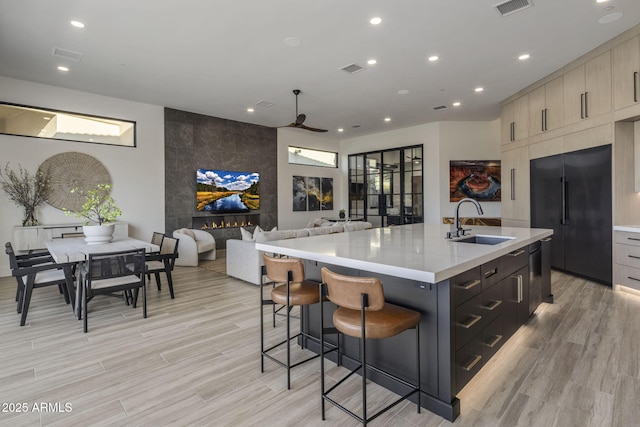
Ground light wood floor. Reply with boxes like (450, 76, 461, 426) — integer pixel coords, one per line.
(0, 265, 638, 426)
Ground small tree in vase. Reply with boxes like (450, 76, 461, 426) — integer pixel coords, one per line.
(0, 163, 51, 226)
(65, 184, 122, 244)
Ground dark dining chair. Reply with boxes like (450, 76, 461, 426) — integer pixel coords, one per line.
(5, 242, 74, 326)
(145, 236, 179, 298)
(80, 248, 147, 332)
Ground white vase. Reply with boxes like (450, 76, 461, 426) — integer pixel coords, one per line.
(83, 224, 115, 245)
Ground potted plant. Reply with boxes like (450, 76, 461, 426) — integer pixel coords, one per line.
(0, 163, 51, 226)
(339, 209, 346, 219)
(65, 184, 122, 244)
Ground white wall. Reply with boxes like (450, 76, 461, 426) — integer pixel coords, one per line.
(0, 76, 164, 276)
(277, 128, 342, 229)
(339, 120, 500, 225)
(439, 120, 501, 220)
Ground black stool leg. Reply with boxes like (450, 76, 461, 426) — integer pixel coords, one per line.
(286, 272, 291, 390)
(361, 294, 368, 425)
(416, 322, 421, 413)
(320, 283, 326, 420)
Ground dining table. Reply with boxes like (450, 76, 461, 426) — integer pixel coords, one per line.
(45, 236, 159, 318)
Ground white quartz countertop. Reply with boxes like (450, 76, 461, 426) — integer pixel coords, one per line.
(613, 225, 640, 233)
(255, 224, 553, 283)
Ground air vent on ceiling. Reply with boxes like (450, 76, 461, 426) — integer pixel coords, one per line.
(494, 0, 532, 16)
(255, 100, 275, 108)
(52, 47, 83, 62)
(341, 63, 364, 74)
(433, 105, 448, 111)
(351, 124, 362, 128)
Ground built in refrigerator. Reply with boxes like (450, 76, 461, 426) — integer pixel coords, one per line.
(530, 144, 612, 285)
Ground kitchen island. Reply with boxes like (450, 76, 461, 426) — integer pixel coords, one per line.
(256, 223, 553, 421)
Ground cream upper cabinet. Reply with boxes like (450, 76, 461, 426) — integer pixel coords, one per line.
(501, 102, 514, 145)
(563, 51, 612, 125)
(501, 95, 529, 145)
(613, 35, 640, 110)
(529, 77, 564, 136)
(501, 146, 530, 222)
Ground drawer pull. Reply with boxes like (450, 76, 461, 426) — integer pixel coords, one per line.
(628, 255, 640, 260)
(540, 237, 552, 242)
(628, 237, 640, 242)
(458, 279, 481, 291)
(462, 354, 482, 371)
(459, 314, 482, 329)
(484, 268, 498, 278)
(507, 249, 526, 257)
(484, 300, 502, 311)
(628, 276, 640, 282)
(485, 334, 503, 348)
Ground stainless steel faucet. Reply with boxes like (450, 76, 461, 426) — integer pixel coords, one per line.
(449, 198, 484, 238)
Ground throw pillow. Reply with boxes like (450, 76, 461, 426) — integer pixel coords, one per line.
(240, 227, 254, 241)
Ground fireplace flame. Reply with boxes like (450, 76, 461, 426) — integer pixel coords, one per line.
(199, 217, 255, 230)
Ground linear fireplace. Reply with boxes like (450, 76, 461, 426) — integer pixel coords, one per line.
(192, 213, 260, 230)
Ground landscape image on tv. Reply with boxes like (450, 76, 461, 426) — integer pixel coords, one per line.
(196, 169, 260, 212)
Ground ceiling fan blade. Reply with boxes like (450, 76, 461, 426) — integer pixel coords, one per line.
(298, 123, 328, 132)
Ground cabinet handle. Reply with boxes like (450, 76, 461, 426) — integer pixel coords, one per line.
(541, 109, 545, 132)
(462, 354, 482, 371)
(485, 334, 503, 348)
(484, 300, 502, 311)
(459, 314, 482, 329)
(510, 168, 516, 200)
(580, 93, 585, 119)
(516, 275, 524, 303)
(627, 237, 640, 242)
(507, 249, 526, 257)
(511, 122, 515, 141)
(634, 71, 638, 103)
(458, 279, 481, 290)
(541, 237, 552, 242)
(584, 91, 589, 118)
(628, 276, 640, 282)
(485, 268, 498, 278)
(628, 255, 640, 260)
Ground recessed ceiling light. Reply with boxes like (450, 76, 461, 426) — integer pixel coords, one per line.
(453, 102, 461, 107)
(428, 55, 439, 62)
(518, 54, 530, 60)
(599, 12, 623, 24)
(283, 37, 301, 47)
(57, 66, 69, 72)
(474, 87, 484, 92)
(337, 128, 344, 132)
(367, 59, 377, 65)
(43, 116, 51, 120)
(596, 0, 610, 3)
(70, 20, 85, 28)
(246, 108, 254, 113)
(384, 117, 391, 122)
(370, 17, 382, 25)
(398, 89, 410, 95)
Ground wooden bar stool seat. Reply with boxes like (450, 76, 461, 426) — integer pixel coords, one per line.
(320, 267, 421, 425)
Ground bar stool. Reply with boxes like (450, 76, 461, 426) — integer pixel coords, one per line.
(320, 267, 421, 425)
(261, 254, 322, 389)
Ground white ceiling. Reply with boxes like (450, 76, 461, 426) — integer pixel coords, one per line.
(1, 0, 639, 139)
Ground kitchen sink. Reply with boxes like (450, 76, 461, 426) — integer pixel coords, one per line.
(453, 235, 515, 245)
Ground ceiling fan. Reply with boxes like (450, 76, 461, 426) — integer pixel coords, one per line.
(280, 89, 328, 132)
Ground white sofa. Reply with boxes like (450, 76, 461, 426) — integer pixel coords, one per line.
(226, 222, 372, 285)
(173, 228, 217, 266)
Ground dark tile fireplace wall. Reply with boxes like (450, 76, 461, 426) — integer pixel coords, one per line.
(164, 108, 278, 249)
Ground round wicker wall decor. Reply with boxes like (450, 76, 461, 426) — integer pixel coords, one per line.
(39, 152, 111, 211)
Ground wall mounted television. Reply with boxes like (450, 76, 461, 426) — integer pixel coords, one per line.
(196, 168, 260, 213)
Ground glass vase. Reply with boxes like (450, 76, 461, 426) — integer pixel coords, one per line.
(22, 207, 38, 227)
